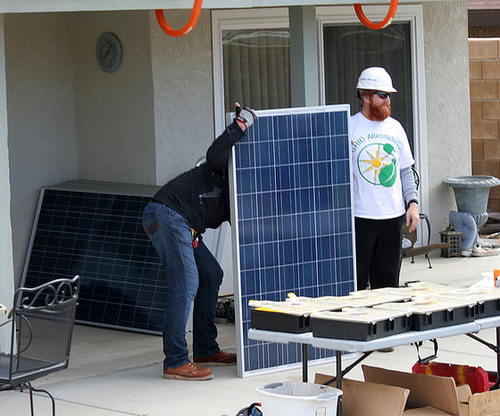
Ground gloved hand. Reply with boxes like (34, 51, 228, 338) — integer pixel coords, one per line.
(235, 104, 257, 129)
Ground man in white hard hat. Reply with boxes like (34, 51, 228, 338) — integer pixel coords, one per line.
(350, 67, 419, 291)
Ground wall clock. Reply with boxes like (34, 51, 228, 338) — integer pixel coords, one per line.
(96, 32, 122, 73)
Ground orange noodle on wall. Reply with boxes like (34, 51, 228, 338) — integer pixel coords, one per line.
(354, 0, 398, 30)
(156, 0, 203, 37)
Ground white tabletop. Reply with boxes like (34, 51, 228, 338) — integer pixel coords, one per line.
(248, 315, 500, 353)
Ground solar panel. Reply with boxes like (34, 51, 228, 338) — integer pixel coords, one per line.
(230, 105, 355, 376)
(21, 181, 166, 334)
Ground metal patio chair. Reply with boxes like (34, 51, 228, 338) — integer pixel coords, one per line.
(401, 168, 448, 268)
(401, 219, 448, 268)
(0, 275, 80, 415)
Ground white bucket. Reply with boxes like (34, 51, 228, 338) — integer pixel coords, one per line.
(258, 381, 342, 416)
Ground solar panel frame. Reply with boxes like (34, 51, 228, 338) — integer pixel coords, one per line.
(21, 182, 168, 334)
(21, 180, 230, 337)
(229, 105, 356, 377)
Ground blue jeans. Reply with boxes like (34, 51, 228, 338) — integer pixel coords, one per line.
(142, 202, 223, 369)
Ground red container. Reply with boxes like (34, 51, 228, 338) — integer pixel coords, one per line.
(412, 361, 491, 394)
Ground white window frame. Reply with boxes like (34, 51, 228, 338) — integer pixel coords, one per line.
(212, 4, 428, 224)
(317, 4, 428, 218)
(211, 8, 289, 136)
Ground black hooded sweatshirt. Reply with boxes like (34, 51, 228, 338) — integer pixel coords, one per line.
(152, 122, 247, 234)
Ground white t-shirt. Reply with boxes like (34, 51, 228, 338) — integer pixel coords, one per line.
(350, 112, 414, 219)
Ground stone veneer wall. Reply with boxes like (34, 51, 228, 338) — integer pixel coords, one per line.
(470, 38, 500, 212)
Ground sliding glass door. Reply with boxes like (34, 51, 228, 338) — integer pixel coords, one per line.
(222, 28, 290, 111)
(323, 23, 413, 149)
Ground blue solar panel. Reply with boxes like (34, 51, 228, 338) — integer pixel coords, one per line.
(230, 105, 355, 376)
(21, 183, 166, 334)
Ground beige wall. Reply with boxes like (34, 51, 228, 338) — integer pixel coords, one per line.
(5, 13, 79, 286)
(1, 3, 472, 289)
(423, 1, 471, 236)
(0, 15, 15, 331)
(470, 38, 500, 212)
(150, 9, 215, 183)
(4, 9, 215, 286)
(74, 11, 156, 184)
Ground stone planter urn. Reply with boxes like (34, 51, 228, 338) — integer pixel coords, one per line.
(443, 175, 500, 228)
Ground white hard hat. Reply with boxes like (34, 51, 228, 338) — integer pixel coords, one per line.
(356, 67, 397, 93)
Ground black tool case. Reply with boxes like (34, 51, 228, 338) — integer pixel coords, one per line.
(408, 305, 475, 330)
(250, 308, 310, 333)
(248, 297, 351, 334)
(441, 287, 500, 319)
(310, 308, 412, 341)
(374, 296, 476, 331)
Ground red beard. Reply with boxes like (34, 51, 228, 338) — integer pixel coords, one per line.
(368, 97, 391, 121)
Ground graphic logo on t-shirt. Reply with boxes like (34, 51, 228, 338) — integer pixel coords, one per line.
(357, 143, 397, 187)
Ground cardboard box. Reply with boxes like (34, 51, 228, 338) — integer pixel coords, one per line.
(363, 365, 461, 415)
(314, 376, 410, 416)
(315, 365, 500, 416)
(456, 384, 500, 416)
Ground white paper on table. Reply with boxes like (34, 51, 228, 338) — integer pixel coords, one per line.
(470, 273, 495, 289)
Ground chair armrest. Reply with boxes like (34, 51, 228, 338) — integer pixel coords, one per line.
(0, 316, 13, 328)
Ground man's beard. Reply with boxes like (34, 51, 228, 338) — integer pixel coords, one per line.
(368, 97, 391, 121)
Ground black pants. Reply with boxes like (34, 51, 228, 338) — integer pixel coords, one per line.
(355, 215, 405, 290)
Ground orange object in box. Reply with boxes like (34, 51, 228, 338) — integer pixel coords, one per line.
(494, 269, 500, 287)
(412, 361, 492, 394)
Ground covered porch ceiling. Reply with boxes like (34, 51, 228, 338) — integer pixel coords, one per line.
(3, 0, 465, 13)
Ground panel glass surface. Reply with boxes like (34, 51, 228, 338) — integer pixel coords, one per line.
(22, 188, 165, 333)
(231, 105, 356, 375)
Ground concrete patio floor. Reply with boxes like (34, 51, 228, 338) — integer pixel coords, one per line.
(3, 250, 500, 415)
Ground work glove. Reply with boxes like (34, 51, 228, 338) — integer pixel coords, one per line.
(235, 105, 257, 129)
(235, 402, 262, 416)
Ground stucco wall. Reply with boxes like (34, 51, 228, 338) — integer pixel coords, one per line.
(423, 1, 471, 237)
(5, 13, 79, 286)
(0, 15, 15, 333)
(150, 9, 214, 184)
(1, 3, 473, 291)
(74, 11, 156, 184)
(3, 9, 213, 287)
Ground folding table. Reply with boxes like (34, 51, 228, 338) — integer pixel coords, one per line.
(249, 316, 500, 415)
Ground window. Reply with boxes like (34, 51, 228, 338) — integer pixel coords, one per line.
(318, 5, 425, 159)
(213, 6, 426, 179)
(323, 23, 413, 148)
(212, 9, 290, 133)
(222, 28, 290, 111)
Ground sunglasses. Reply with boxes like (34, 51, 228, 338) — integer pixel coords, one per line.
(373, 92, 391, 99)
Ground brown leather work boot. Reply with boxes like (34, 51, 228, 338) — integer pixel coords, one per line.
(163, 362, 214, 381)
(194, 350, 237, 367)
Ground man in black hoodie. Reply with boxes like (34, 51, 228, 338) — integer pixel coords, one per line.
(142, 104, 257, 381)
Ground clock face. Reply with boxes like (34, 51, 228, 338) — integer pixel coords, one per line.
(96, 33, 122, 73)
